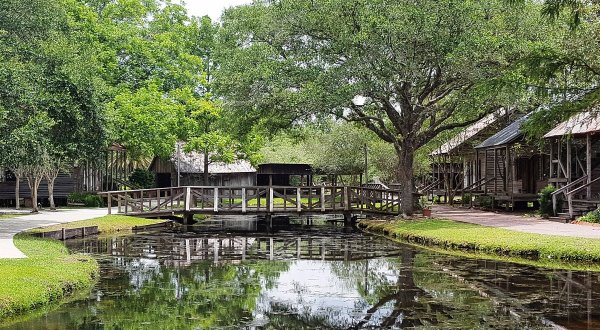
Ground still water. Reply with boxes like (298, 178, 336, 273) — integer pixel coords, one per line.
(3, 216, 600, 329)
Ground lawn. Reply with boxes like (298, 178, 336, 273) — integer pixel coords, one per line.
(0, 235, 98, 319)
(0, 214, 27, 219)
(360, 218, 600, 262)
(25, 215, 168, 234)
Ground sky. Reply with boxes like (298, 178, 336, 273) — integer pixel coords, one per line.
(180, 0, 251, 21)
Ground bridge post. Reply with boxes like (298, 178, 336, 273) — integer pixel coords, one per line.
(320, 187, 325, 212)
(268, 187, 274, 213)
(185, 187, 191, 211)
(124, 192, 129, 215)
(343, 212, 356, 226)
(242, 188, 247, 214)
(343, 187, 350, 211)
(296, 188, 301, 213)
(107, 193, 112, 215)
(213, 188, 219, 213)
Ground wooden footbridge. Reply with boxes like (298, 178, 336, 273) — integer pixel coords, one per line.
(100, 186, 401, 223)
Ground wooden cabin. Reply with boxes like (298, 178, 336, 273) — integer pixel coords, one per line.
(0, 165, 102, 207)
(150, 148, 256, 188)
(427, 109, 511, 201)
(474, 113, 549, 209)
(256, 163, 313, 186)
(544, 111, 600, 217)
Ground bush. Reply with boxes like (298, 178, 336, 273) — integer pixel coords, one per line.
(83, 194, 104, 207)
(579, 209, 600, 223)
(129, 169, 155, 189)
(68, 192, 104, 207)
(475, 195, 494, 209)
(538, 184, 557, 217)
(461, 193, 472, 205)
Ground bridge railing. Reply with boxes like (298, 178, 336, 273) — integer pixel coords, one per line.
(100, 185, 401, 216)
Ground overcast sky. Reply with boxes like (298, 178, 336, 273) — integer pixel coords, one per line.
(180, 0, 251, 21)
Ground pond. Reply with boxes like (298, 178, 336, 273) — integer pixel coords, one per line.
(3, 216, 600, 329)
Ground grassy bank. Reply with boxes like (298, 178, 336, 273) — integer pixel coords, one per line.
(0, 235, 98, 319)
(26, 215, 168, 235)
(360, 219, 600, 262)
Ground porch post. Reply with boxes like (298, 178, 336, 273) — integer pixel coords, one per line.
(549, 139, 554, 184)
(566, 138, 572, 184)
(587, 134, 592, 199)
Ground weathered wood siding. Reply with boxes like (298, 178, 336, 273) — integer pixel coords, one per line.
(0, 173, 77, 201)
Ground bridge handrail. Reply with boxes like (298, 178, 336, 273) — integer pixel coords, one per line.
(101, 185, 402, 216)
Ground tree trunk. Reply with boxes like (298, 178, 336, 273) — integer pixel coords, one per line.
(203, 149, 209, 186)
(26, 174, 43, 213)
(14, 173, 20, 210)
(48, 178, 56, 210)
(397, 147, 415, 215)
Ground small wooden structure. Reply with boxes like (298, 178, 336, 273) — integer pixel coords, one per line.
(474, 113, 549, 209)
(256, 163, 313, 186)
(544, 111, 600, 218)
(150, 147, 256, 188)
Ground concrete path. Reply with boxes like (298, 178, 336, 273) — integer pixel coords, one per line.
(433, 205, 600, 239)
(0, 208, 109, 259)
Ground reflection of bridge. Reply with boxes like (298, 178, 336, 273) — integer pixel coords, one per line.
(100, 186, 401, 222)
(70, 234, 403, 266)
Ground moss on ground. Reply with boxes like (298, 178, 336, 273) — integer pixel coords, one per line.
(0, 235, 99, 319)
(360, 218, 600, 262)
(26, 215, 168, 234)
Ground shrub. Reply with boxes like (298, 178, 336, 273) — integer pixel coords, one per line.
(461, 193, 472, 205)
(83, 194, 104, 207)
(129, 169, 155, 189)
(579, 208, 600, 223)
(538, 184, 557, 217)
(475, 195, 494, 209)
(68, 192, 104, 207)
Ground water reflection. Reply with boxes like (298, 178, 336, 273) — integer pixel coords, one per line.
(2, 222, 600, 329)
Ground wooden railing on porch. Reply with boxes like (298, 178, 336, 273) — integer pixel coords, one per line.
(551, 175, 588, 216)
(100, 185, 402, 217)
(563, 177, 600, 218)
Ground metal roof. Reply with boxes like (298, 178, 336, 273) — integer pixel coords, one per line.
(544, 111, 600, 138)
(431, 109, 509, 156)
(475, 113, 531, 149)
(171, 143, 256, 174)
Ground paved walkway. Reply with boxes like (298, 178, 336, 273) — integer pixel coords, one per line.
(0, 208, 109, 259)
(433, 205, 600, 239)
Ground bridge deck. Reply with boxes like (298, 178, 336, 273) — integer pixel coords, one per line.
(100, 186, 401, 217)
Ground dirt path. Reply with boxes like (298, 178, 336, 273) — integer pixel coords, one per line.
(0, 208, 109, 258)
(433, 205, 600, 239)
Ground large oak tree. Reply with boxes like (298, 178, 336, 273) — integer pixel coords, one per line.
(216, 0, 554, 214)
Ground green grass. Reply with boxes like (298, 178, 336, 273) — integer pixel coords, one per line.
(360, 218, 600, 262)
(0, 235, 99, 319)
(26, 215, 168, 234)
(0, 214, 27, 219)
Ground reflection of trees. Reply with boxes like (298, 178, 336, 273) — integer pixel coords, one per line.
(330, 250, 529, 329)
(62, 260, 288, 329)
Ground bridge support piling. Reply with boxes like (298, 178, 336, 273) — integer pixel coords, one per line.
(343, 212, 356, 226)
(183, 213, 195, 226)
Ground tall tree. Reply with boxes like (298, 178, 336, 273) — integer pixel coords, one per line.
(217, 0, 552, 214)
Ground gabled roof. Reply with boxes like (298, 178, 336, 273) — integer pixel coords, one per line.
(171, 142, 256, 174)
(431, 108, 509, 156)
(544, 111, 600, 138)
(475, 113, 532, 149)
